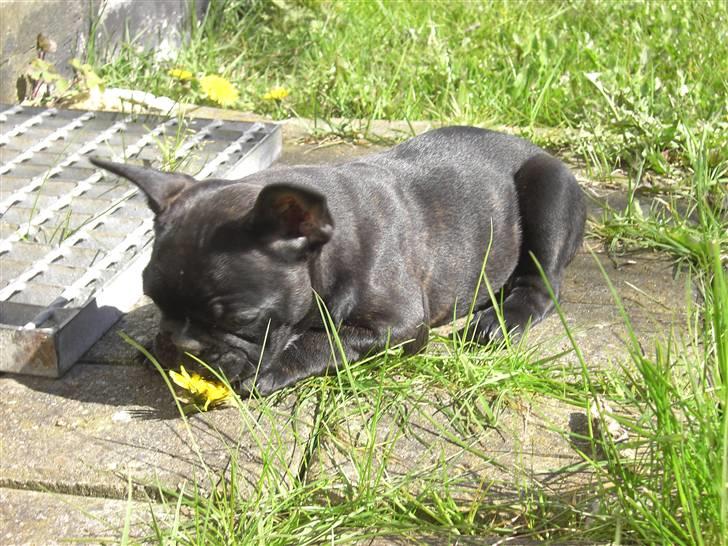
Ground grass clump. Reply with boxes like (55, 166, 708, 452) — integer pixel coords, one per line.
(573, 246, 727, 546)
(133, 269, 727, 545)
(566, 128, 727, 544)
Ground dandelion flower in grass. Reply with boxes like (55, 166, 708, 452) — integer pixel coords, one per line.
(168, 68, 194, 81)
(199, 74, 239, 107)
(263, 87, 290, 101)
(169, 365, 232, 411)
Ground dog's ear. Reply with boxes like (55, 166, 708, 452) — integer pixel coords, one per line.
(89, 157, 195, 214)
(247, 184, 334, 257)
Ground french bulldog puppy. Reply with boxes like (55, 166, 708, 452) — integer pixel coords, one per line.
(91, 126, 585, 395)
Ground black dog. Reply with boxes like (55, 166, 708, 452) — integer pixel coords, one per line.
(92, 126, 585, 395)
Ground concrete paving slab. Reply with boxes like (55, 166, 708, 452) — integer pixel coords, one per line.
(308, 393, 588, 504)
(0, 487, 165, 546)
(0, 363, 314, 499)
(79, 297, 159, 366)
(526, 248, 688, 368)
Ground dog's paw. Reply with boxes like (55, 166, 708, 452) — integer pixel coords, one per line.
(461, 305, 533, 345)
(232, 372, 280, 398)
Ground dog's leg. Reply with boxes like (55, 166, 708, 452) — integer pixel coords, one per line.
(467, 154, 585, 342)
(238, 318, 430, 396)
(235, 326, 381, 395)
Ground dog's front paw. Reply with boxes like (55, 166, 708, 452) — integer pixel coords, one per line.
(232, 371, 281, 398)
(461, 305, 532, 344)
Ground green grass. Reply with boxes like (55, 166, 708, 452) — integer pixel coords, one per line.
(97, 0, 727, 178)
(594, 127, 727, 272)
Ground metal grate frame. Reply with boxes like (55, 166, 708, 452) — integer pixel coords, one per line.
(0, 104, 281, 376)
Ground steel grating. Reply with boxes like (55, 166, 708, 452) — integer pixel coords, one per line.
(0, 104, 282, 376)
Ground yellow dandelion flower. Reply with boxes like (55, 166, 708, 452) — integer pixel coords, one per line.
(199, 74, 239, 107)
(263, 87, 290, 101)
(169, 365, 232, 411)
(168, 68, 194, 81)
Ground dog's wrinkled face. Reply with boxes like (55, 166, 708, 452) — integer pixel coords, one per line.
(145, 218, 311, 380)
(90, 158, 333, 381)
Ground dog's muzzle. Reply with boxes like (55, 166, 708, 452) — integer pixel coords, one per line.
(153, 328, 258, 384)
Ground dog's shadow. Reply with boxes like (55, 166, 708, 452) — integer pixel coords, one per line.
(9, 302, 188, 420)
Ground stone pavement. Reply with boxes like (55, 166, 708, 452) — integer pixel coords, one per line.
(0, 118, 689, 545)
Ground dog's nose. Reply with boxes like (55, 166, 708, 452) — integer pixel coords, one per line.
(171, 333, 203, 354)
(159, 316, 204, 354)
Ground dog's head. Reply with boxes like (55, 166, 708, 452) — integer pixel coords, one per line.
(90, 158, 333, 381)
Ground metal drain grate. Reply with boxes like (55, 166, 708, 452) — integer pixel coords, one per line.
(0, 104, 281, 376)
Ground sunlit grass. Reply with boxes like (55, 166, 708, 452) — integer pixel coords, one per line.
(98, 0, 727, 179)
